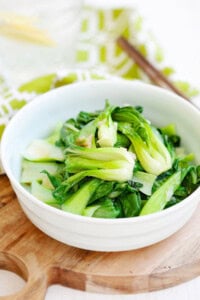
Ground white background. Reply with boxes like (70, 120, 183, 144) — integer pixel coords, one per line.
(0, 0, 200, 299)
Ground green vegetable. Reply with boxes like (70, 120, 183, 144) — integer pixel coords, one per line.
(87, 181, 114, 205)
(23, 139, 64, 162)
(64, 145, 135, 183)
(114, 132, 131, 148)
(66, 156, 131, 173)
(109, 181, 142, 199)
(66, 145, 134, 162)
(112, 106, 172, 175)
(181, 165, 200, 196)
(21, 160, 64, 188)
(140, 170, 184, 215)
(132, 171, 156, 195)
(31, 181, 60, 208)
(83, 198, 120, 218)
(74, 101, 117, 148)
(164, 196, 182, 209)
(46, 123, 63, 145)
(41, 169, 65, 189)
(21, 100, 200, 219)
(76, 110, 99, 125)
(97, 101, 117, 147)
(60, 119, 79, 147)
(75, 119, 98, 148)
(120, 192, 142, 217)
(61, 178, 100, 215)
(63, 167, 133, 189)
(160, 124, 176, 136)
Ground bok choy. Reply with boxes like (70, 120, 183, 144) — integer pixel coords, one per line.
(21, 100, 200, 218)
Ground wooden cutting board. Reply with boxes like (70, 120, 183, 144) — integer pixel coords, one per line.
(0, 175, 200, 300)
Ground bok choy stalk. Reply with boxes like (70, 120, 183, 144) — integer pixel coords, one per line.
(66, 145, 134, 161)
(75, 101, 117, 148)
(76, 119, 98, 148)
(62, 178, 100, 214)
(132, 171, 156, 196)
(140, 168, 188, 216)
(97, 100, 117, 147)
(112, 106, 172, 175)
(61, 145, 135, 191)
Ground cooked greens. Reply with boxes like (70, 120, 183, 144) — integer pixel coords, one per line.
(21, 101, 200, 218)
(112, 106, 172, 175)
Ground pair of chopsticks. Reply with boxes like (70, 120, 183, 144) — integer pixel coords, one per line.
(117, 36, 189, 101)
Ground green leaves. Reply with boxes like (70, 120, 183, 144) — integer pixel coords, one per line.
(60, 119, 79, 147)
(89, 181, 114, 204)
(76, 110, 99, 125)
(140, 171, 182, 216)
(119, 192, 142, 217)
(62, 179, 101, 215)
(83, 198, 121, 218)
(113, 106, 172, 175)
(115, 132, 131, 148)
(21, 100, 200, 219)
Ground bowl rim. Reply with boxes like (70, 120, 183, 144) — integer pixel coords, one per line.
(1, 80, 200, 224)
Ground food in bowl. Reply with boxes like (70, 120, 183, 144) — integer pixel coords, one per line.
(21, 100, 200, 219)
(1, 81, 200, 251)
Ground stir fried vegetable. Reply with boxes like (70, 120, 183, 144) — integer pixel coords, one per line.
(21, 101, 200, 218)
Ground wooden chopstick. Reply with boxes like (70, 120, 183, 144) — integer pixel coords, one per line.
(117, 36, 190, 101)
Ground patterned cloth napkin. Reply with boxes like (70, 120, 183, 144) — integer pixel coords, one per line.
(0, 3, 198, 173)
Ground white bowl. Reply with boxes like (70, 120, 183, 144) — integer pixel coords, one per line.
(1, 81, 200, 252)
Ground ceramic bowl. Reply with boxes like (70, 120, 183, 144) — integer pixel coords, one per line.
(1, 80, 200, 251)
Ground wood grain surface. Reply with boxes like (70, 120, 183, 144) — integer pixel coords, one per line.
(0, 175, 200, 300)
